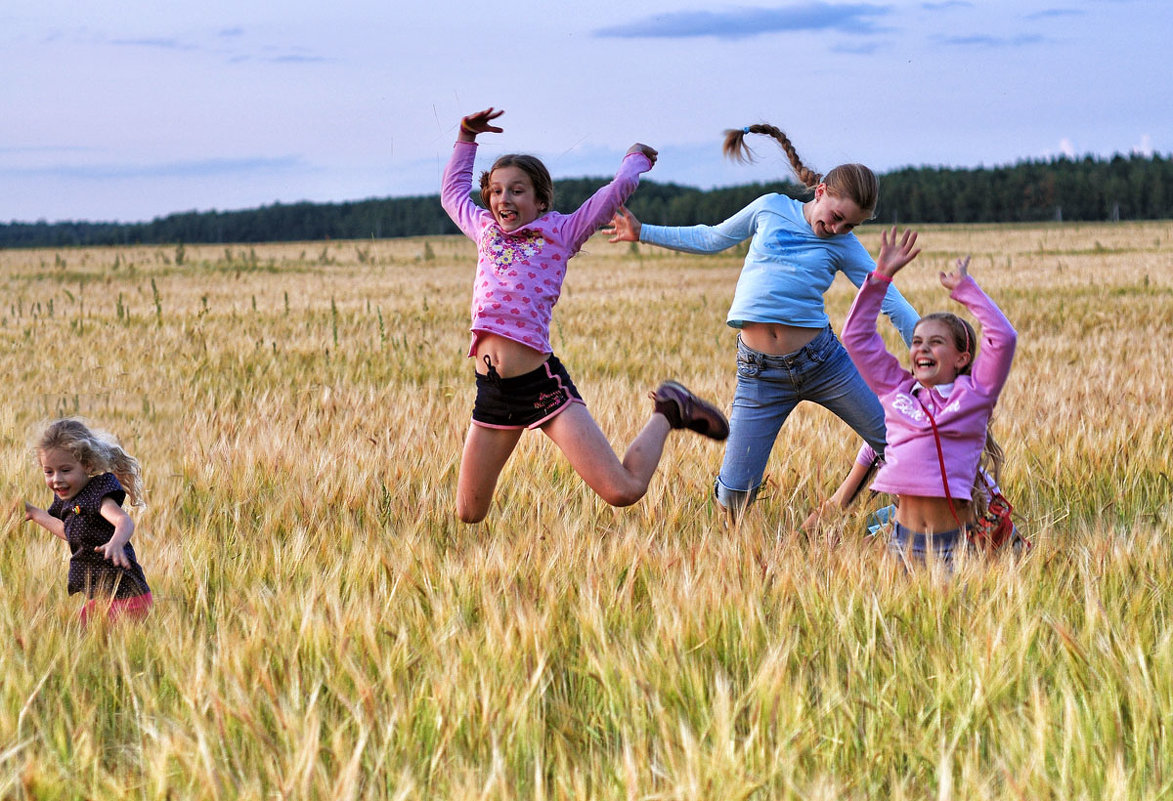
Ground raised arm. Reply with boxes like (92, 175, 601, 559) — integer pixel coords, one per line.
(841, 226, 922, 345)
(877, 226, 922, 342)
(946, 261, 1017, 399)
(441, 109, 504, 239)
(878, 281, 919, 347)
(842, 271, 911, 397)
(561, 145, 656, 251)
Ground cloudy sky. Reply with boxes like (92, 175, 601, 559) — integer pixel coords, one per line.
(2, 0, 1167, 223)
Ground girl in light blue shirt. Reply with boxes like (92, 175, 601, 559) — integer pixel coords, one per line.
(607, 122, 920, 522)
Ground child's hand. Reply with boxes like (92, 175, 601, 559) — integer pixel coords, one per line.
(939, 255, 971, 291)
(603, 206, 642, 243)
(459, 108, 505, 141)
(96, 540, 131, 569)
(875, 226, 920, 279)
(626, 143, 658, 167)
(23, 501, 48, 526)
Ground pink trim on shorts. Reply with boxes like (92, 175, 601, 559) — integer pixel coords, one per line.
(472, 419, 523, 430)
(526, 359, 583, 427)
(80, 592, 153, 625)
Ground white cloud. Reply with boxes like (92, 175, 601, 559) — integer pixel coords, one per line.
(1133, 134, 1153, 157)
(1059, 138, 1076, 158)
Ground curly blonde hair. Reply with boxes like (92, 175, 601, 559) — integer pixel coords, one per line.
(35, 418, 145, 506)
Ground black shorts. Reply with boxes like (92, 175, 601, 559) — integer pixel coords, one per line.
(472, 354, 584, 429)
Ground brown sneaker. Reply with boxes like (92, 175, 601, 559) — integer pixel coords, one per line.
(650, 381, 729, 440)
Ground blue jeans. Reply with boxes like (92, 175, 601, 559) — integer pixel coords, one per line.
(867, 504, 896, 536)
(890, 522, 969, 569)
(715, 329, 886, 513)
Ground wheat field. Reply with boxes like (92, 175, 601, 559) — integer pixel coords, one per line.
(1, 222, 1170, 799)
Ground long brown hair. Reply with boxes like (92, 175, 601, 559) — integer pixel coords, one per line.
(723, 123, 878, 216)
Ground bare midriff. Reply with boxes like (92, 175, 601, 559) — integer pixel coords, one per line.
(472, 333, 549, 378)
(896, 495, 975, 535)
(739, 321, 822, 356)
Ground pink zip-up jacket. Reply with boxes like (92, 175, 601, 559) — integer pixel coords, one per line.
(842, 272, 1016, 500)
(441, 140, 653, 356)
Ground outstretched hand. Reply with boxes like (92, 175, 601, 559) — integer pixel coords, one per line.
(459, 107, 504, 141)
(603, 206, 642, 243)
(626, 143, 658, 167)
(939, 255, 971, 291)
(874, 226, 921, 279)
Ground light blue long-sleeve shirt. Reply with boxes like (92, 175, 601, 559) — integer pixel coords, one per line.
(639, 193, 919, 344)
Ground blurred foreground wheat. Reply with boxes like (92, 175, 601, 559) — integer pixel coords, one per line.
(1, 224, 1170, 799)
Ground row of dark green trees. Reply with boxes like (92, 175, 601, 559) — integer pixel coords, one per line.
(3, 153, 1170, 249)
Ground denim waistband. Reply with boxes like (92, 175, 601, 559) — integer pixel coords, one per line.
(736, 326, 835, 368)
(892, 522, 967, 550)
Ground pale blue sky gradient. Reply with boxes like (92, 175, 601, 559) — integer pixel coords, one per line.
(2, 0, 1167, 222)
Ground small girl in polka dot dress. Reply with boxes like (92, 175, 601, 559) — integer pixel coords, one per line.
(24, 418, 152, 624)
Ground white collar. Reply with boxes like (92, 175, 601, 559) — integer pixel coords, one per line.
(913, 381, 955, 398)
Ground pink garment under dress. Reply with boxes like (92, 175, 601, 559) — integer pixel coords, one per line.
(440, 140, 653, 356)
(842, 272, 1017, 501)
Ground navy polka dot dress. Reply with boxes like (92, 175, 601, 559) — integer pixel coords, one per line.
(48, 473, 150, 600)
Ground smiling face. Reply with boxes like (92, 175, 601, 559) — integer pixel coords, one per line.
(486, 165, 546, 233)
(39, 447, 91, 502)
(805, 184, 869, 238)
(910, 318, 972, 387)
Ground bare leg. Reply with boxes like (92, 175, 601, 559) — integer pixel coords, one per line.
(456, 423, 524, 523)
(541, 403, 672, 507)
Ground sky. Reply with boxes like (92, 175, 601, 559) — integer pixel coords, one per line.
(2, 0, 1169, 223)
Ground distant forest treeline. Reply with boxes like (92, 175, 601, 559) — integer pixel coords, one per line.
(3, 153, 1170, 248)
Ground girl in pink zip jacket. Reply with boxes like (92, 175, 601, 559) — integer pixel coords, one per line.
(841, 234, 1017, 565)
(441, 108, 728, 524)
